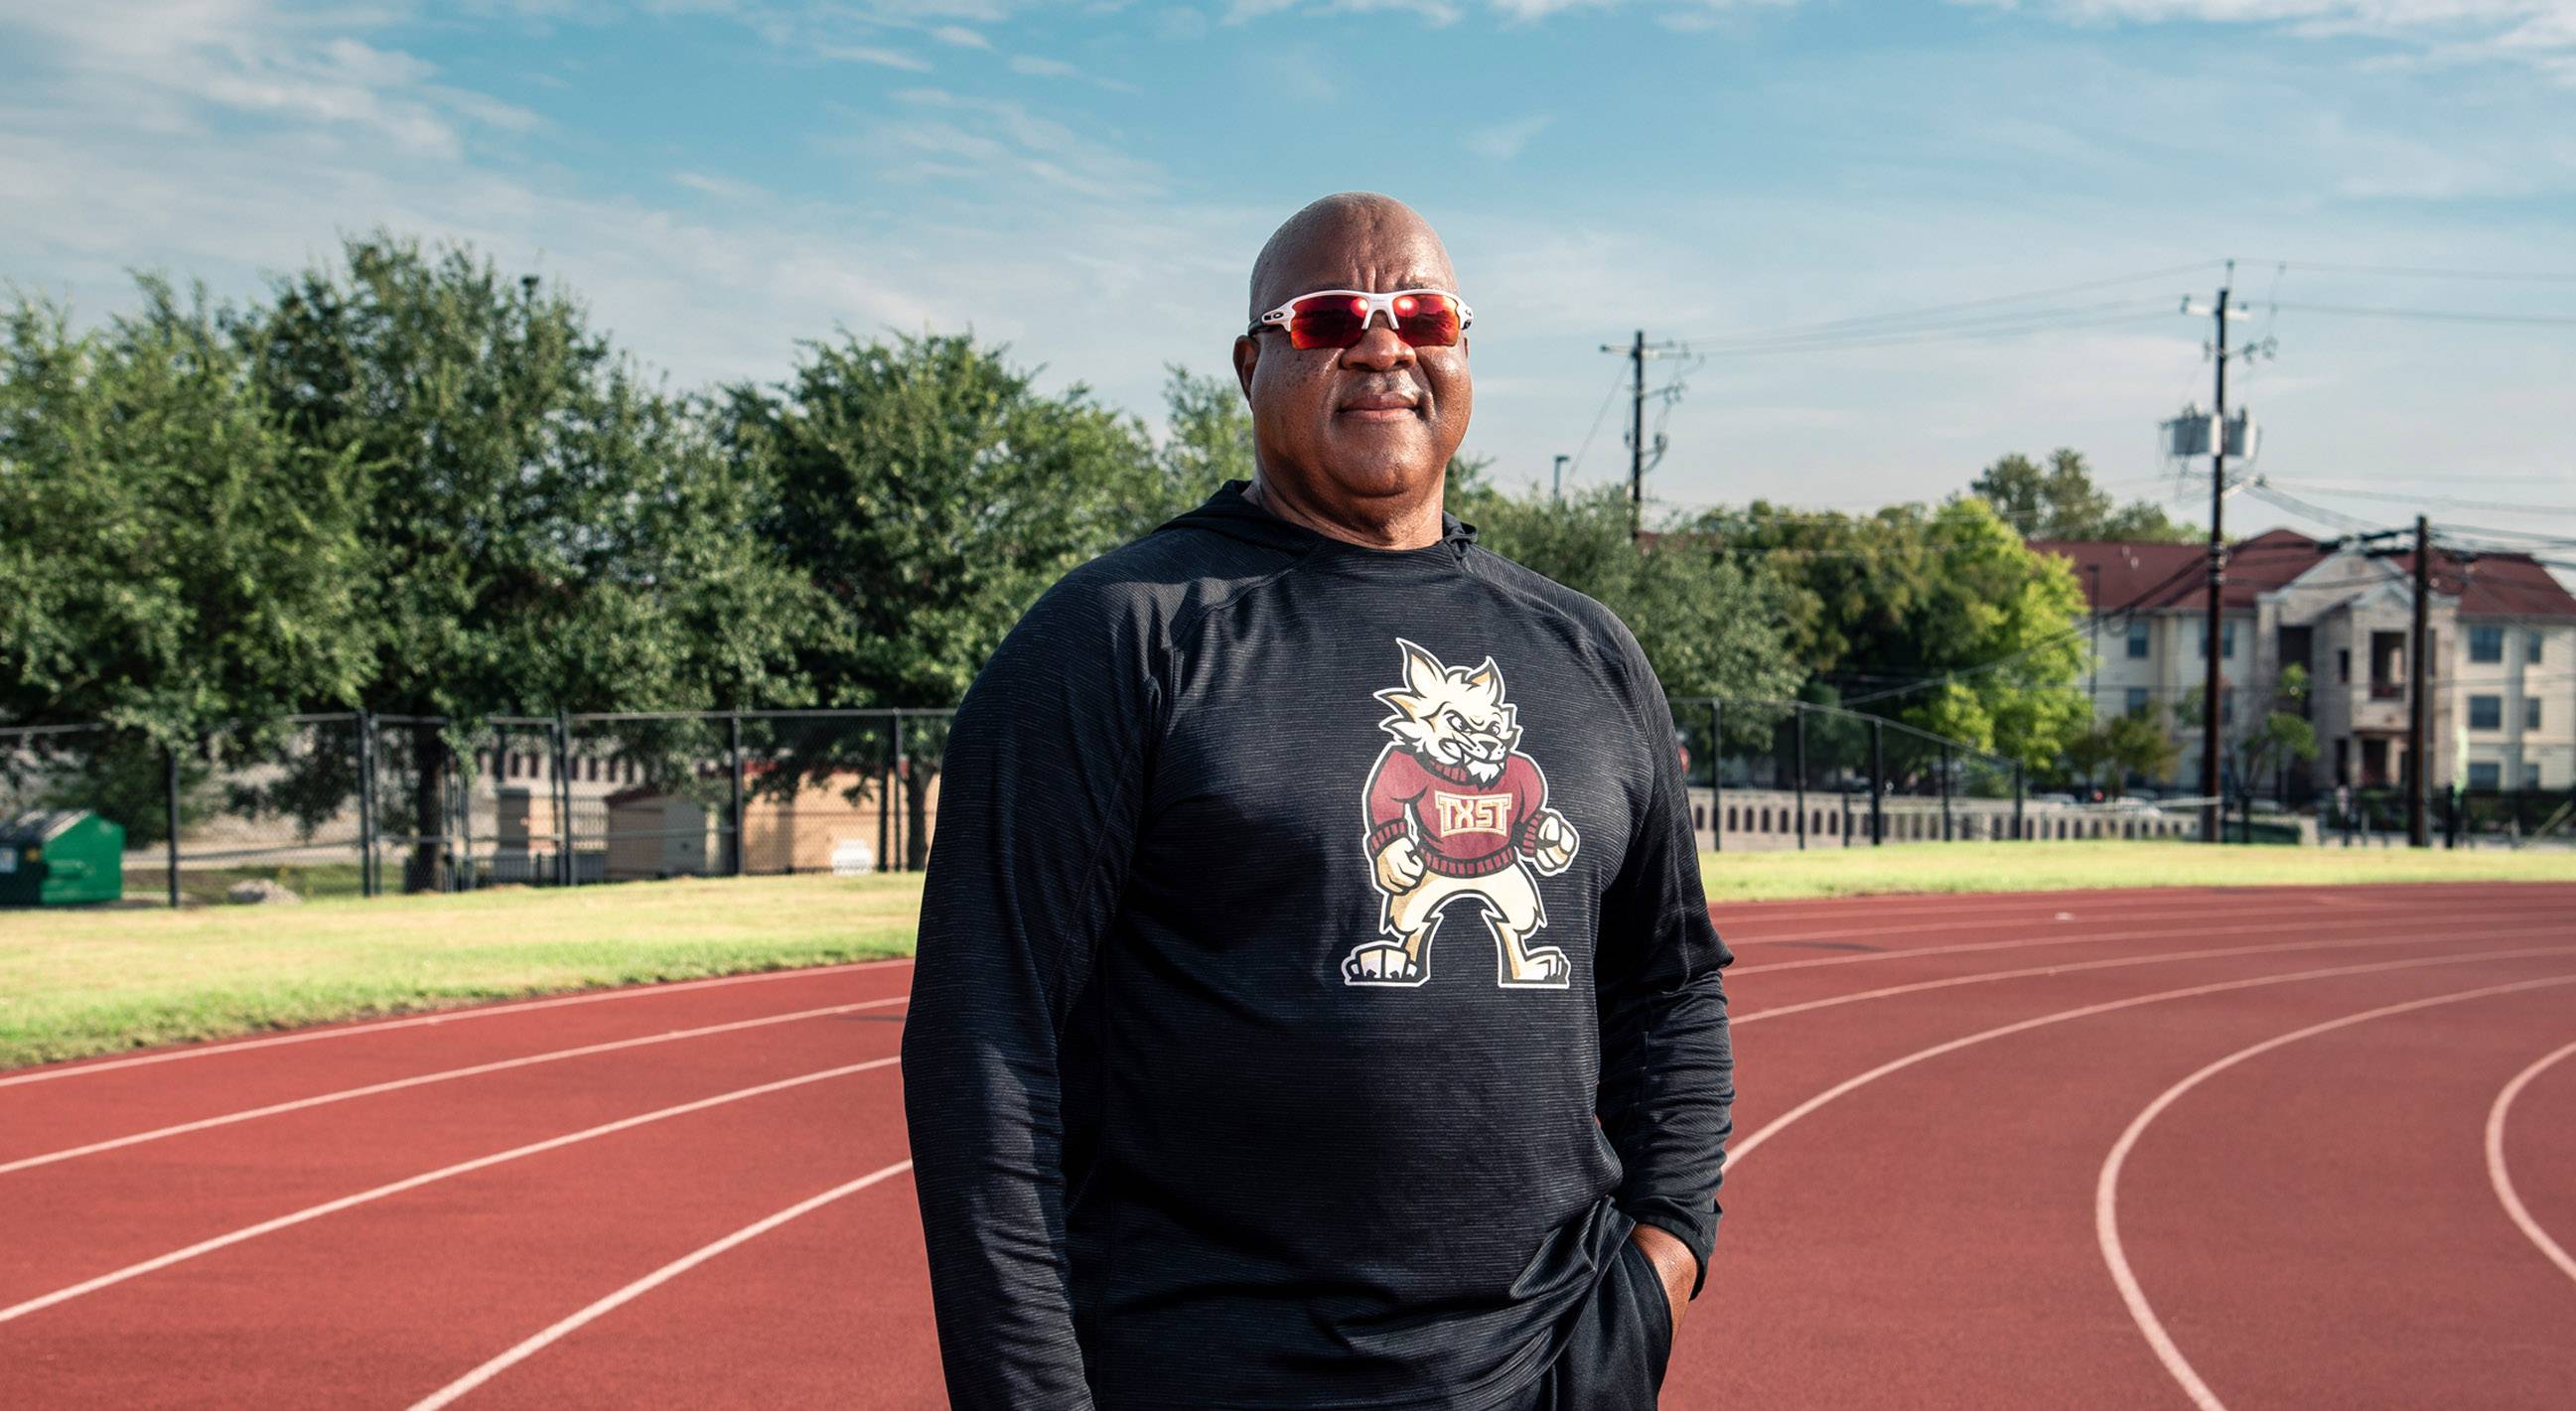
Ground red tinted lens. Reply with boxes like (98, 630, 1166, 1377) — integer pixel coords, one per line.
(1283, 294, 1370, 350)
(1388, 292, 1462, 348)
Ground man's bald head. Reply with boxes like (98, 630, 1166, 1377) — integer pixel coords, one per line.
(1230, 192, 1471, 541)
(1248, 193, 1458, 322)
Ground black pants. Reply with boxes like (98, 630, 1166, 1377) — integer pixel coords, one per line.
(1503, 1237, 1674, 1410)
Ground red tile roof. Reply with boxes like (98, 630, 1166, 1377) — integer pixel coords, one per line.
(2033, 533, 2576, 619)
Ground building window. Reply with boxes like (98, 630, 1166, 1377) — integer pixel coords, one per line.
(2530, 632, 2546, 665)
(2337, 648, 2351, 684)
(2527, 698, 2542, 731)
(2528, 762, 2545, 789)
(2220, 691, 2234, 726)
(2126, 620, 2149, 659)
(2468, 761, 2501, 789)
(2469, 626, 2504, 663)
(2469, 695, 2503, 731)
(2125, 687, 2149, 715)
(2196, 621, 2236, 657)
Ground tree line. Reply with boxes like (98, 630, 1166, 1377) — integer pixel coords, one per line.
(4, 232, 2200, 825)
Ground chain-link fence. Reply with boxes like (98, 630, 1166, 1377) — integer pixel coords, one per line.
(1668, 695, 2202, 851)
(2, 709, 955, 907)
(2323, 785, 2576, 850)
(16, 687, 2359, 906)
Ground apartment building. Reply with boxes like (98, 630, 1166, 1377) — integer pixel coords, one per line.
(2035, 533, 2576, 798)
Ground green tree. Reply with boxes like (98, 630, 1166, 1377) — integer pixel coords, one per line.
(0, 282, 373, 843)
(2061, 705, 2180, 795)
(1972, 448, 2199, 542)
(231, 233, 810, 888)
(0, 282, 370, 735)
(2235, 663, 2319, 801)
(1695, 496, 2092, 768)
(728, 332, 1160, 867)
(1447, 481, 1802, 779)
(1148, 366, 1254, 526)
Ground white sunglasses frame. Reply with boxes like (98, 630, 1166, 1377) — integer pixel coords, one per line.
(1245, 288, 1475, 346)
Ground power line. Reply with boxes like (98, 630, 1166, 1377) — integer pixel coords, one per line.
(2253, 479, 2576, 516)
(1678, 304, 2176, 358)
(1563, 360, 1628, 483)
(2244, 259, 2576, 284)
(2263, 300, 2576, 328)
(1665, 260, 2219, 347)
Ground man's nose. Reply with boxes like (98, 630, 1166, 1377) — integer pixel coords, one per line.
(1338, 317, 1415, 372)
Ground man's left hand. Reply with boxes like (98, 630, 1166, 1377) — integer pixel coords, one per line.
(1628, 1223, 1694, 1341)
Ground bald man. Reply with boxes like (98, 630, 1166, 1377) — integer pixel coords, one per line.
(904, 194, 1734, 1410)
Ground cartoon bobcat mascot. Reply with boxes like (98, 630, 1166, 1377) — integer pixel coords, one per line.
(1344, 638, 1581, 989)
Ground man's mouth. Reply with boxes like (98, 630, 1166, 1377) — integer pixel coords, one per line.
(1338, 390, 1421, 423)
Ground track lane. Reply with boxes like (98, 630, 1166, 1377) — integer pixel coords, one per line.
(0, 961, 918, 1164)
(2106, 982, 2576, 1409)
(0, 1010, 908, 1309)
(1667, 943, 2576, 1410)
(0, 1060, 916, 1408)
(421, 1169, 945, 1410)
(2490, 1040, 2576, 1288)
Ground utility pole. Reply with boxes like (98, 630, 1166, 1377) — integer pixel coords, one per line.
(1628, 330, 1646, 542)
(2408, 513, 2432, 847)
(1598, 330, 1672, 544)
(2200, 269, 2232, 845)
(2086, 562, 2102, 712)
(1552, 454, 1569, 502)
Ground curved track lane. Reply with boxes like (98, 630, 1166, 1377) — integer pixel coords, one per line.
(3, 882, 2570, 1408)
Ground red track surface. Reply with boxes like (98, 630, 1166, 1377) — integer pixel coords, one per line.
(4, 884, 2571, 1408)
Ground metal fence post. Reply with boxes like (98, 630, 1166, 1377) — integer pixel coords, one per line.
(1841, 787, 1852, 848)
(357, 711, 377, 898)
(729, 712, 746, 878)
(1938, 744, 1953, 842)
(1709, 700, 1723, 854)
(165, 738, 182, 908)
(1868, 717, 1885, 846)
(2013, 763, 2026, 842)
(554, 711, 573, 887)
(891, 707, 907, 873)
(1791, 707, 1807, 851)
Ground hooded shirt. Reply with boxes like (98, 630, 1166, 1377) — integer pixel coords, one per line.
(902, 481, 1736, 1410)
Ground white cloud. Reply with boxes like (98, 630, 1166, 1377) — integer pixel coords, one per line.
(930, 23, 991, 45)
(1464, 113, 1552, 159)
(814, 42, 935, 69)
(0, 1, 535, 160)
(1009, 53, 1081, 74)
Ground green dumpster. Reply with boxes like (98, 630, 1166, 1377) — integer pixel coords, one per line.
(0, 809, 126, 907)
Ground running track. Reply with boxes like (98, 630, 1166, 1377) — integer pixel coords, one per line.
(4, 884, 2572, 1408)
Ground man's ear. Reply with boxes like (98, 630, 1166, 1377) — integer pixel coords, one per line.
(1232, 335, 1259, 399)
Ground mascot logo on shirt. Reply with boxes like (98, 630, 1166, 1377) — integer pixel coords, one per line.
(1344, 638, 1580, 990)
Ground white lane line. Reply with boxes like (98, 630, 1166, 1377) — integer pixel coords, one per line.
(0, 957, 915, 1089)
(406, 1160, 917, 1410)
(1732, 926, 2572, 1027)
(2097, 974, 2576, 1411)
(1726, 942, 2575, 1171)
(0, 1057, 902, 1326)
(1720, 893, 2496, 951)
(1732, 909, 2476, 976)
(0, 998, 909, 1176)
(2488, 1039, 2576, 1287)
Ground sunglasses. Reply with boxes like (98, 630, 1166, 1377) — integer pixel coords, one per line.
(1247, 288, 1474, 352)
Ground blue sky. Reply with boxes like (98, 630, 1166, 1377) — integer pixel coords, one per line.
(4, 0, 2573, 546)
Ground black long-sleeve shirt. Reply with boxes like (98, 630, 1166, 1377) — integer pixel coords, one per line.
(902, 481, 1735, 1410)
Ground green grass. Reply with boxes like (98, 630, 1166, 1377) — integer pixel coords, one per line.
(0, 873, 922, 1068)
(6, 842, 2569, 1069)
(1697, 840, 2576, 902)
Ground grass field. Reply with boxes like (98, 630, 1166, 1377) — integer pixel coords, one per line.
(4, 842, 2569, 1068)
(0, 874, 923, 1068)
